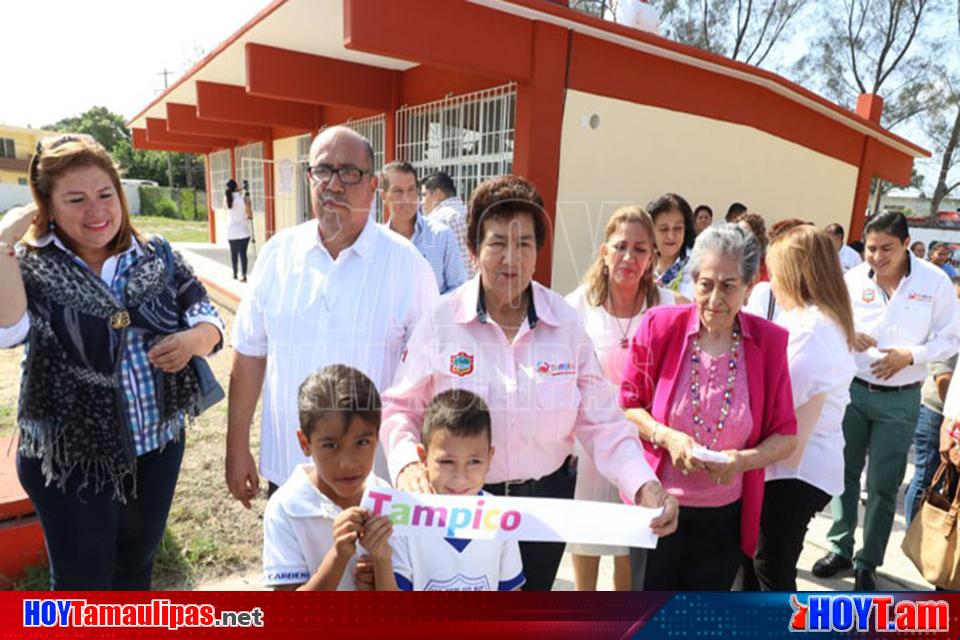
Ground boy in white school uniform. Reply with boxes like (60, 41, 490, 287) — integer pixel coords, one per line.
(390, 390, 525, 591)
(262, 365, 395, 591)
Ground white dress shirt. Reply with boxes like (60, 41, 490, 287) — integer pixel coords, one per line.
(765, 305, 857, 496)
(839, 244, 863, 273)
(744, 281, 782, 323)
(845, 254, 960, 387)
(232, 219, 439, 485)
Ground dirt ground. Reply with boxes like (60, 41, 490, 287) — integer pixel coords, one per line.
(1, 304, 267, 589)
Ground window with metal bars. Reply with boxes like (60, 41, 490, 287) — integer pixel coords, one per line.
(395, 83, 516, 206)
(208, 149, 231, 209)
(337, 114, 386, 221)
(235, 142, 265, 214)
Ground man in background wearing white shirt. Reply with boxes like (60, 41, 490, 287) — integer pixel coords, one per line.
(225, 127, 439, 505)
(825, 223, 863, 273)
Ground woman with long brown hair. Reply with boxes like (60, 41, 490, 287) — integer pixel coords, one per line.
(0, 134, 224, 589)
(565, 206, 678, 591)
(750, 225, 857, 591)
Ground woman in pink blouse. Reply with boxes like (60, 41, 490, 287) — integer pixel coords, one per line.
(620, 224, 797, 590)
(382, 176, 679, 591)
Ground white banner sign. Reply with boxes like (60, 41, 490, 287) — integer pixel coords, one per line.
(361, 487, 661, 549)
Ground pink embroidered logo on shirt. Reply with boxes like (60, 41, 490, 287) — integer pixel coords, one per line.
(908, 292, 934, 303)
(536, 361, 576, 377)
(862, 288, 876, 303)
(450, 352, 475, 377)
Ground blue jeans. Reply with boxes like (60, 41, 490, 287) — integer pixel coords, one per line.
(17, 435, 185, 590)
(904, 405, 944, 528)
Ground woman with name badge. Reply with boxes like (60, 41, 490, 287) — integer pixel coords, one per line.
(565, 205, 679, 591)
(382, 176, 679, 591)
(620, 224, 797, 591)
(812, 211, 960, 591)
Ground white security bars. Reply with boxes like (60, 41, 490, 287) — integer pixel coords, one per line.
(208, 149, 231, 209)
(396, 83, 516, 205)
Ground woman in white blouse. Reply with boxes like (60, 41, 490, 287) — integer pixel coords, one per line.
(225, 179, 252, 281)
(566, 206, 681, 591)
(749, 225, 857, 591)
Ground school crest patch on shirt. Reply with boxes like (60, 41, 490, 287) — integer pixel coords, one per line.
(450, 352, 475, 377)
(862, 288, 876, 303)
(424, 573, 490, 591)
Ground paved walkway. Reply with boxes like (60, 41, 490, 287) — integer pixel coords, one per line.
(176, 242, 933, 593)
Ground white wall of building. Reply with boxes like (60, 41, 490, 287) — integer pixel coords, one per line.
(551, 90, 861, 294)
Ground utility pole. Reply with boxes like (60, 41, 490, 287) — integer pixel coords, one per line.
(158, 68, 175, 188)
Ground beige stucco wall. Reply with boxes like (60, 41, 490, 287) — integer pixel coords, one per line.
(272, 135, 306, 234)
(551, 90, 860, 294)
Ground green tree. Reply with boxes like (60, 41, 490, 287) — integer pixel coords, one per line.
(651, 0, 808, 66)
(45, 106, 206, 188)
(791, 0, 948, 215)
(792, 0, 945, 129)
(111, 138, 170, 184)
(926, 0, 960, 221)
(573, 0, 807, 67)
(45, 106, 129, 153)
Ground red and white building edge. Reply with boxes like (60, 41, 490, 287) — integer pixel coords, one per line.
(126, 0, 929, 293)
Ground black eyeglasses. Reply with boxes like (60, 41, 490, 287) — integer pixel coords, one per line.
(307, 164, 372, 186)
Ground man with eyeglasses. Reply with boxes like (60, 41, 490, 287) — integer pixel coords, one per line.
(226, 126, 439, 507)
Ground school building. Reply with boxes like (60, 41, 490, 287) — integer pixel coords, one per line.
(126, 0, 928, 293)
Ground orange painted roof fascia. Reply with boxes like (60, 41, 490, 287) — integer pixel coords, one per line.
(494, 0, 928, 158)
(126, 0, 927, 160)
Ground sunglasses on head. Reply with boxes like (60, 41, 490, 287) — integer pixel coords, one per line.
(30, 134, 100, 182)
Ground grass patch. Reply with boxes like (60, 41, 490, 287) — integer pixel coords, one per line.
(132, 216, 209, 243)
(4, 304, 265, 590)
(12, 563, 49, 591)
(12, 528, 200, 590)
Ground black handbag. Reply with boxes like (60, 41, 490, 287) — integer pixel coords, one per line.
(156, 238, 225, 414)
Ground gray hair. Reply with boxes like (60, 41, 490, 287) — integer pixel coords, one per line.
(688, 223, 761, 285)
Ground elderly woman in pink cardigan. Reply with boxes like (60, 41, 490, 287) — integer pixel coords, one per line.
(620, 224, 797, 591)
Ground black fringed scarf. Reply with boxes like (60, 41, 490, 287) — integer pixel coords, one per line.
(16, 237, 206, 501)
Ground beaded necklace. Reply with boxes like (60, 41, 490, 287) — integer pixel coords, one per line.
(689, 326, 741, 450)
